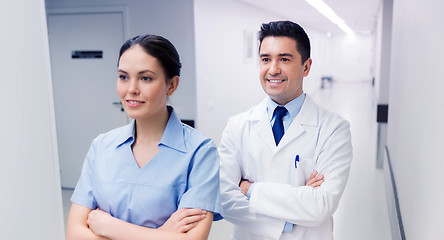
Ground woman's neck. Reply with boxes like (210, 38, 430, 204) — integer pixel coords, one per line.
(134, 106, 169, 145)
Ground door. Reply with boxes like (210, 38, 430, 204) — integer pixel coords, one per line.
(48, 12, 128, 188)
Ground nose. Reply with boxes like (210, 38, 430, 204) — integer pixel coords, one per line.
(128, 79, 140, 95)
(268, 60, 281, 76)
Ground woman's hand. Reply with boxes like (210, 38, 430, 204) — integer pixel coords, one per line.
(158, 208, 207, 233)
(87, 208, 116, 237)
(306, 170, 324, 188)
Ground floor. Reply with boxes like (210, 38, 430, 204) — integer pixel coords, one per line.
(61, 81, 391, 239)
(310, 81, 391, 240)
(61, 188, 73, 227)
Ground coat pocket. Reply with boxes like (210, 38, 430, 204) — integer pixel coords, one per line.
(290, 156, 316, 186)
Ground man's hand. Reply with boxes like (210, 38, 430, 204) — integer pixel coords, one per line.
(306, 171, 324, 188)
(239, 179, 253, 196)
(158, 208, 207, 233)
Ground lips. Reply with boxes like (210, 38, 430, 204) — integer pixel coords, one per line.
(126, 99, 145, 107)
(127, 100, 143, 104)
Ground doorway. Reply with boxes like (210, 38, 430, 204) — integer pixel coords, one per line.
(47, 10, 128, 189)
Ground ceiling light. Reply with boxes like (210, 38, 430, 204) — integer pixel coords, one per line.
(305, 0, 354, 35)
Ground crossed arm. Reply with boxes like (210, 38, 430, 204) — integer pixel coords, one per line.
(66, 203, 213, 240)
(239, 171, 325, 196)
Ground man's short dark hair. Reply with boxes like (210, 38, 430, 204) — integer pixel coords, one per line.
(258, 21, 311, 63)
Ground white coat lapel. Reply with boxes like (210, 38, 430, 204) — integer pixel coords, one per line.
(250, 99, 275, 152)
(277, 96, 318, 149)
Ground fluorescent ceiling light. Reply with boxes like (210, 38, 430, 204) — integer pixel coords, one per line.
(305, 0, 354, 35)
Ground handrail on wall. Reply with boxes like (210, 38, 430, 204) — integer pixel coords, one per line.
(384, 146, 406, 240)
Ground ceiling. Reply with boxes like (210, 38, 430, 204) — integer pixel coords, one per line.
(238, 0, 381, 35)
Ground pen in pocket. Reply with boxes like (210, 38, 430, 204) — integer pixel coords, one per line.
(295, 154, 299, 168)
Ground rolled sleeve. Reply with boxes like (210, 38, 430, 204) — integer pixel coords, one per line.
(178, 140, 223, 220)
(70, 138, 98, 210)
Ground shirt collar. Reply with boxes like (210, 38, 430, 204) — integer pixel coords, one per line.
(159, 106, 187, 153)
(115, 120, 136, 148)
(266, 92, 306, 120)
(114, 106, 186, 153)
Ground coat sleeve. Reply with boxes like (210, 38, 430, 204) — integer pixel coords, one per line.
(248, 117, 352, 227)
(219, 117, 286, 239)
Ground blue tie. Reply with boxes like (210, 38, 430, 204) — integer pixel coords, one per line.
(272, 106, 287, 145)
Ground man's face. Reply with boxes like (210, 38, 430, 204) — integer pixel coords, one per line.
(259, 36, 312, 105)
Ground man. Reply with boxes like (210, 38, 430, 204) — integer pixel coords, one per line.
(219, 20, 353, 240)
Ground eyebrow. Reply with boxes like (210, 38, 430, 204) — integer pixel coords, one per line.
(118, 69, 156, 75)
(278, 53, 294, 58)
(259, 53, 294, 58)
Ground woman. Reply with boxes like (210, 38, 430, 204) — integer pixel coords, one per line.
(66, 35, 222, 240)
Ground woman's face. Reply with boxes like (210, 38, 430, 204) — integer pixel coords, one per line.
(117, 45, 176, 121)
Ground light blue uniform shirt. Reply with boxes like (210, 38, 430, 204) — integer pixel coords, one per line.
(248, 93, 306, 233)
(71, 106, 223, 228)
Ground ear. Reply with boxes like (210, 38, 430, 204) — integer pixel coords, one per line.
(302, 58, 312, 77)
(166, 76, 179, 96)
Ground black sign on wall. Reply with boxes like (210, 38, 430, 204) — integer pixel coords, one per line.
(377, 104, 389, 123)
(71, 50, 103, 59)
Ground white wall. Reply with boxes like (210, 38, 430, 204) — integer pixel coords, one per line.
(387, 0, 444, 239)
(374, 0, 392, 103)
(45, 0, 197, 120)
(0, 0, 65, 239)
(374, 3, 383, 99)
(304, 29, 332, 92)
(324, 34, 375, 82)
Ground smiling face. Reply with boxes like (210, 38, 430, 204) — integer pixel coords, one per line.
(259, 36, 312, 105)
(117, 45, 178, 121)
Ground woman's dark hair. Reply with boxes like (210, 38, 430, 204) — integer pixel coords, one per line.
(118, 34, 182, 80)
(258, 21, 311, 63)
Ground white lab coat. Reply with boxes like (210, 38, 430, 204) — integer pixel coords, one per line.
(219, 95, 352, 240)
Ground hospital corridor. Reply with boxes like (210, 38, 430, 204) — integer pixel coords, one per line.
(2, 0, 444, 239)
